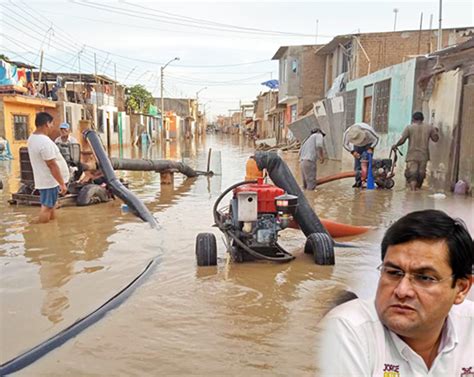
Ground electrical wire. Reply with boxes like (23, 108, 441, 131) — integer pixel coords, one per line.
(75, 0, 319, 38)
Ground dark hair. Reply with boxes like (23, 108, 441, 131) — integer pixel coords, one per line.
(311, 128, 326, 137)
(412, 112, 424, 122)
(35, 112, 53, 127)
(381, 210, 473, 284)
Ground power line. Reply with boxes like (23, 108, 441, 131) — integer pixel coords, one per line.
(123, 1, 321, 37)
(8, 1, 276, 70)
(74, 0, 320, 38)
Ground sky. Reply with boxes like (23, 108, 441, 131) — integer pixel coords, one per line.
(1, 0, 473, 118)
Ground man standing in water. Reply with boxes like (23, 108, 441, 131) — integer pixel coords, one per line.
(299, 128, 325, 191)
(317, 209, 473, 376)
(28, 112, 70, 223)
(343, 122, 379, 188)
(392, 112, 439, 191)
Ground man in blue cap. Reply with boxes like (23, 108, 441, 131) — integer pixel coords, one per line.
(55, 122, 78, 144)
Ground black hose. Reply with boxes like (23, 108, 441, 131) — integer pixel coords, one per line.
(0, 258, 159, 375)
(109, 157, 209, 177)
(227, 229, 295, 262)
(0, 130, 163, 374)
(84, 130, 158, 228)
(212, 180, 256, 226)
(253, 152, 331, 239)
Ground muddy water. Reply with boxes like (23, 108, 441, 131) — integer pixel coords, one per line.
(0, 134, 472, 376)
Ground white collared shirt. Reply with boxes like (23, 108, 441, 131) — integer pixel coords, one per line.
(316, 298, 474, 377)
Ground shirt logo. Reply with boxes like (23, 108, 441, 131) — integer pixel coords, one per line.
(383, 364, 400, 377)
(461, 367, 474, 377)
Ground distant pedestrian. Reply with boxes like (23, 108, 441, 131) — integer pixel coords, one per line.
(392, 112, 439, 191)
(343, 123, 379, 188)
(28, 112, 70, 223)
(299, 128, 326, 191)
(54, 122, 78, 144)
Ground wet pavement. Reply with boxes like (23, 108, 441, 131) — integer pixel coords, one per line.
(0, 134, 472, 376)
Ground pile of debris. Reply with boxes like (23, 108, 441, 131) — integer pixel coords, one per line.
(255, 138, 300, 152)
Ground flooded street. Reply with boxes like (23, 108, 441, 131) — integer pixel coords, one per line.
(1, 134, 473, 376)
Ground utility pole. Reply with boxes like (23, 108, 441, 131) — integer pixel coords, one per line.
(37, 50, 44, 95)
(393, 8, 399, 31)
(429, 14, 434, 52)
(160, 66, 164, 139)
(160, 57, 180, 141)
(315, 19, 319, 44)
(437, 0, 443, 50)
(114, 63, 117, 97)
(417, 12, 423, 54)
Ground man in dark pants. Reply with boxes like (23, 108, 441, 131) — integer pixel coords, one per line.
(299, 128, 325, 191)
(392, 112, 439, 191)
(343, 122, 379, 187)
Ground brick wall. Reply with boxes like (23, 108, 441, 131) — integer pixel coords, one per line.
(301, 45, 326, 115)
(355, 29, 472, 80)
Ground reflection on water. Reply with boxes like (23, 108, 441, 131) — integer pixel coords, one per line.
(1, 134, 472, 375)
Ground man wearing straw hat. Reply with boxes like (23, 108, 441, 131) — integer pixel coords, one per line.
(343, 122, 379, 188)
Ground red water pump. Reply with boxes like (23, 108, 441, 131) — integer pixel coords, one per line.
(195, 177, 300, 265)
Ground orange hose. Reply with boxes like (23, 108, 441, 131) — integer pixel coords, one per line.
(316, 171, 355, 185)
(320, 218, 370, 237)
(288, 218, 370, 238)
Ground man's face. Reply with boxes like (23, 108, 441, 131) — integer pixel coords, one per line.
(59, 128, 70, 138)
(375, 239, 469, 341)
(44, 120, 54, 136)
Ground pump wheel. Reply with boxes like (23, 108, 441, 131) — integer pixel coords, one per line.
(384, 178, 395, 189)
(77, 184, 108, 206)
(195, 233, 217, 266)
(305, 232, 335, 265)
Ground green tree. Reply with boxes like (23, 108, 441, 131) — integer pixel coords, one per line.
(126, 84, 154, 114)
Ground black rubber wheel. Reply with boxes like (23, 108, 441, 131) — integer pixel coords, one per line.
(76, 184, 108, 206)
(305, 232, 335, 265)
(195, 233, 217, 266)
(384, 178, 395, 189)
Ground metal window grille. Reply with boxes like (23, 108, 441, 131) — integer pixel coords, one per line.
(13, 114, 29, 140)
(344, 89, 357, 129)
(373, 79, 391, 133)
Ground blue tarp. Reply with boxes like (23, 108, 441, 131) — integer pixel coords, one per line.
(261, 79, 279, 89)
(0, 60, 18, 86)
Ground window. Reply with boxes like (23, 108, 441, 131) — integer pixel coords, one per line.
(13, 114, 29, 140)
(292, 59, 298, 73)
(344, 90, 357, 129)
(282, 59, 288, 83)
(65, 106, 72, 130)
(363, 84, 373, 124)
(373, 79, 391, 133)
(97, 109, 104, 133)
(113, 112, 118, 133)
(290, 104, 297, 122)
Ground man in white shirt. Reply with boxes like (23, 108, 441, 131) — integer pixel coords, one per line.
(54, 122, 78, 144)
(343, 122, 379, 188)
(317, 209, 473, 376)
(299, 128, 326, 191)
(28, 112, 70, 223)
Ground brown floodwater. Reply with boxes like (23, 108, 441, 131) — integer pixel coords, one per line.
(0, 134, 472, 376)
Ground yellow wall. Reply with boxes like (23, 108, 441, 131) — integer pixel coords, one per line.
(4, 102, 37, 159)
(1, 96, 56, 159)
